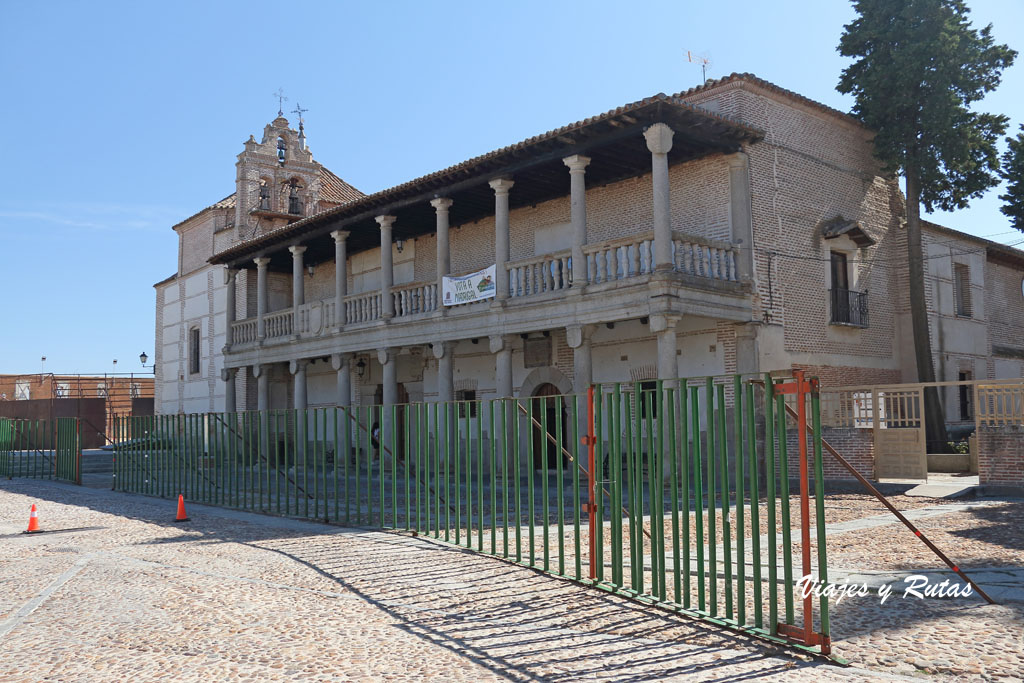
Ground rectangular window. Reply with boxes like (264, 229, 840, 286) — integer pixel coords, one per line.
(55, 382, 69, 398)
(959, 371, 972, 420)
(130, 383, 141, 399)
(96, 383, 107, 398)
(457, 390, 477, 417)
(953, 263, 972, 317)
(830, 251, 849, 291)
(14, 380, 30, 401)
(189, 327, 201, 375)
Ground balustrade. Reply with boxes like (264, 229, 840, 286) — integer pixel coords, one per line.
(345, 291, 382, 324)
(507, 250, 571, 298)
(230, 319, 257, 345)
(392, 281, 438, 317)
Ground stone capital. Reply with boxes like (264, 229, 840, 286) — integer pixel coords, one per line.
(734, 321, 760, 340)
(330, 229, 350, 243)
(488, 334, 509, 354)
(562, 154, 591, 173)
(220, 367, 238, 382)
(251, 364, 267, 378)
(648, 313, 682, 334)
(377, 348, 394, 366)
(224, 267, 237, 285)
(288, 245, 307, 256)
(431, 341, 455, 360)
(429, 197, 453, 212)
(488, 177, 514, 195)
(644, 122, 674, 155)
(728, 151, 749, 170)
(565, 324, 595, 349)
(331, 352, 352, 371)
(289, 359, 309, 375)
(254, 257, 271, 269)
(375, 215, 396, 230)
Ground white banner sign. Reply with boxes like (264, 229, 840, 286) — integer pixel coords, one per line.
(443, 265, 497, 306)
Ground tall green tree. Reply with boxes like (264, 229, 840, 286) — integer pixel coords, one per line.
(837, 0, 1015, 451)
(1001, 126, 1024, 232)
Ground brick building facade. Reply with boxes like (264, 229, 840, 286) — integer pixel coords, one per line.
(154, 74, 1024, 434)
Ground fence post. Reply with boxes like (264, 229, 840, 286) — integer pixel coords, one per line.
(584, 385, 597, 581)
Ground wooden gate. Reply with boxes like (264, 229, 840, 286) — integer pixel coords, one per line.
(872, 387, 927, 480)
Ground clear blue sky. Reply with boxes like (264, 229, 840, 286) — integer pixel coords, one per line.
(1, 0, 1021, 375)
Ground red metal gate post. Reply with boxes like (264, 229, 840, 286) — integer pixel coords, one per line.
(773, 370, 823, 649)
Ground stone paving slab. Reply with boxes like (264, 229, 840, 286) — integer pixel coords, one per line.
(1, 479, 887, 682)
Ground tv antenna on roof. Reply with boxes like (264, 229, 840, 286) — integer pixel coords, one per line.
(686, 51, 711, 84)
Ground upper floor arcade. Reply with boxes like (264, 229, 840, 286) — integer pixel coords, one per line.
(210, 94, 764, 365)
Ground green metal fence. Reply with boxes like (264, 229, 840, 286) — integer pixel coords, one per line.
(0, 417, 81, 484)
(111, 372, 830, 654)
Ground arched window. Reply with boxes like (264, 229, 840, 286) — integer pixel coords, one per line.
(277, 137, 286, 165)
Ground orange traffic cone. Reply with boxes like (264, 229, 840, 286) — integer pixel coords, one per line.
(174, 494, 190, 523)
(25, 504, 40, 533)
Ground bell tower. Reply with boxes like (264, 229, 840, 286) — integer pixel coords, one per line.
(234, 114, 322, 239)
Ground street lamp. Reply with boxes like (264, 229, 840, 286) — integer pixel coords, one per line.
(139, 351, 155, 374)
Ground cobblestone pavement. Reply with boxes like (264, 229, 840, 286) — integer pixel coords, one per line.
(1, 480, 883, 682)
(1, 480, 1021, 681)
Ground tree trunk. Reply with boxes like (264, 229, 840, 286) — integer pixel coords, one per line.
(905, 171, 950, 454)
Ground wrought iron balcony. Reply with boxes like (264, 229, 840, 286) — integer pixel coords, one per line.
(830, 287, 868, 327)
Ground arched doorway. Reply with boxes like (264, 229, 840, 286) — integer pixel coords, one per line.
(531, 383, 568, 470)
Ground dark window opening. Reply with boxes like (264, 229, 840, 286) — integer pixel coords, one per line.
(959, 371, 972, 420)
(639, 380, 658, 419)
(457, 390, 478, 417)
(954, 264, 972, 317)
(189, 327, 201, 375)
(277, 137, 286, 165)
(287, 179, 302, 215)
(829, 251, 868, 326)
(258, 182, 271, 210)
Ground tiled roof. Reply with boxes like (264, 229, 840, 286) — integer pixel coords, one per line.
(210, 92, 762, 265)
(171, 193, 235, 231)
(675, 73, 864, 129)
(921, 220, 1024, 266)
(318, 168, 364, 205)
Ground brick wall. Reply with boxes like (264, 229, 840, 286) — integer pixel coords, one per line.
(977, 425, 1024, 486)
(784, 424, 874, 482)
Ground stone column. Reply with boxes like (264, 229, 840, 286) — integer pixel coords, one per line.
(431, 198, 452, 310)
(490, 335, 513, 398)
(567, 324, 594, 454)
(376, 215, 396, 320)
(254, 364, 269, 411)
(332, 353, 352, 407)
(224, 268, 237, 348)
(379, 348, 397, 457)
(290, 359, 308, 411)
(644, 123, 675, 272)
(489, 178, 514, 302)
(433, 341, 454, 403)
(567, 324, 594, 394)
(254, 257, 270, 340)
(222, 367, 237, 413)
(563, 155, 590, 288)
(331, 230, 349, 326)
(728, 152, 754, 281)
(650, 314, 681, 380)
(490, 334, 515, 478)
(289, 245, 306, 310)
(734, 323, 760, 375)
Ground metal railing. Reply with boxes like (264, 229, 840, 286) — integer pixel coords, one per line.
(0, 417, 81, 484)
(110, 373, 831, 655)
(829, 288, 868, 327)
